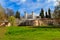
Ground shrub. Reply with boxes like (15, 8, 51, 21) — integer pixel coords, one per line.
(8, 16, 16, 26)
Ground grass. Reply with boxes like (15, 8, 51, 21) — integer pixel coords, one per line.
(0, 26, 60, 40)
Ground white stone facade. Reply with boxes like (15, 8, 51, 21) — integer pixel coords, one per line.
(24, 12, 36, 20)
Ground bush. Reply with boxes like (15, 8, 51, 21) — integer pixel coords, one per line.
(8, 16, 16, 26)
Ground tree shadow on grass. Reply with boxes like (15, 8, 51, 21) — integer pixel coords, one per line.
(32, 25, 60, 28)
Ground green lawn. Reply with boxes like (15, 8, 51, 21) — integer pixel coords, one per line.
(0, 26, 60, 40)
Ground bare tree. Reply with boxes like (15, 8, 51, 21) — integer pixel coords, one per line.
(6, 8, 14, 17)
(54, 1, 60, 18)
(0, 4, 7, 21)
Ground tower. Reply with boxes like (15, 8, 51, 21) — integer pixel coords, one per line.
(24, 11, 27, 19)
(32, 11, 34, 19)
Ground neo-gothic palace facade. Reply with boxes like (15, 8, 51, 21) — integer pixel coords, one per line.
(18, 12, 60, 26)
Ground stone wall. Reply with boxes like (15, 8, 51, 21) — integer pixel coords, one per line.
(37, 18, 60, 26)
(19, 18, 60, 26)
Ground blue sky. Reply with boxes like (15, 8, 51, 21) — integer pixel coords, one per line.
(0, 0, 59, 16)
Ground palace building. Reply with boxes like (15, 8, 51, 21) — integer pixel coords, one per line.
(18, 11, 60, 26)
(24, 11, 36, 20)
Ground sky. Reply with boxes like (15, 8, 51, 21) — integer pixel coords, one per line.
(0, 0, 59, 16)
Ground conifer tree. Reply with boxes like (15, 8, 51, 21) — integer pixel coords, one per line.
(48, 8, 51, 18)
(45, 11, 48, 18)
(15, 11, 20, 19)
(40, 8, 44, 18)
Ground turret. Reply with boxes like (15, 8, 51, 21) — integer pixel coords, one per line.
(32, 11, 35, 19)
(24, 11, 27, 19)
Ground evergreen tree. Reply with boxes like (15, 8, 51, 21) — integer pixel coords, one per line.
(48, 8, 51, 18)
(15, 11, 20, 19)
(40, 8, 44, 18)
(45, 11, 48, 18)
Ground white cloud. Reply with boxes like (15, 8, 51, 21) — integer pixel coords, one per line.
(0, 0, 6, 8)
(47, 0, 56, 3)
(21, 0, 26, 2)
(10, 0, 26, 5)
(27, 3, 42, 10)
(10, 0, 19, 2)
(37, 0, 40, 2)
(46, 0, 60, 6)
(10, 0, 26, 2)
(34, 13, 39, 16)
(1, 0, 59, 16)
